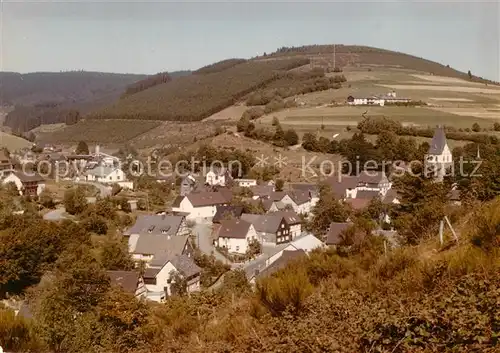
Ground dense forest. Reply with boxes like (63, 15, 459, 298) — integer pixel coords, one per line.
(3, 105, 81, 133)
(0, 71, 146, 106)
(193, 58, 247, 75)
(90, 58, 310, 122)
(122, 72, 173, 97)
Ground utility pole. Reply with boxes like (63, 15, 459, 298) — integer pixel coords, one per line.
(333, 44, 336, 69)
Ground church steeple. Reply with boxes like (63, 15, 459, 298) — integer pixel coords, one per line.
(476, 145, 481, 160)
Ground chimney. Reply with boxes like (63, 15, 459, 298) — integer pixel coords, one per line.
(95, 145, 100, 156)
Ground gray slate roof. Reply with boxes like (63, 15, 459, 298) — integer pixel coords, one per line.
(107, 270, 140, 294)
(86, 166, 118, 177)
(170, 254, 201, 278)
(144, 254, 200, 279)
(326, 222, 353, 245)
(213, 205, 244, 223)
(270, 210, 302, 225)
(13, 171, 45, 183)
(241, 213, 284, 234)
(356, 190, 381, 200)
(428, 127, 448, 155)
(186, 191, 228, 207)
(217, 219, 252, 239)
(133, 234, 188, 257)
(125, 214, 184, 237)
(256, 250, 306, 279)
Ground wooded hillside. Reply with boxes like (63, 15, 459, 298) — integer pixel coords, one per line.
(90, 58, 310, 122)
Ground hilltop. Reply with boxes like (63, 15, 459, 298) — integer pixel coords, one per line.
(89, 45, 495, 123)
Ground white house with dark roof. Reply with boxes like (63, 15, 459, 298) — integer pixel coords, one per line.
(171, 191, 229, 220)
(125, 214, 191, 254)
(143, 254, 201, 302)
(214, 219, 258, 254)
(240, 213, 291, 245)
(205, 167, 232, 187)
(2, 172, 46, 196)
(85, 165, 132, 188)
(425, 127, 452, 181)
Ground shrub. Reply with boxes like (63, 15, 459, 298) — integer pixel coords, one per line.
(242, 107, 265, 120)
(284, 129, 299, 146)
(472, 123, 481, 132)
(63, 187, 88, 215)
(0, 308, 38, 351)
(256, 266, 313, 316)
(493, 122, 500, 131)
(467, 199, 500, 250)
(264, 98, 285, 114)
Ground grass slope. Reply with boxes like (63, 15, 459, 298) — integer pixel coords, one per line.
(0, 131, 33, 150)
(266, 44, 498, 85)
(36, 119, 161, 144)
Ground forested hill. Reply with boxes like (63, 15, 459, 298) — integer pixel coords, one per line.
(0, 71, 147, 106)
(0, 70, 190, 133)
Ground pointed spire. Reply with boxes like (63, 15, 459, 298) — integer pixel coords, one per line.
(476, 145, 481, 160)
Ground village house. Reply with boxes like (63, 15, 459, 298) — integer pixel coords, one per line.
(253, 250, 306, 281)
(379, 91, 412, 104)
(205, 167, 232, 187)
(2, 172, 46, 197)
(250, 184, 275, 199)
(143, 254, 201, 302)
(265, 233, 325, 267)
(85, 165, 127, 184)
(246, 233, 325, 284)
(0, 149, 14, 178)
(246, 198, 285, 213)
(270, 210, 303, 239)
(171, 191, 230, 220)
(107, 270, 146, 298)
(214, 219, 258, 254)
(130, 230, 192, 263)
(234, 178, 258, 187)
(347, 92, 410, 106)
(425, 126, 453, 181)
(325, 222, 353, 247)
(212, 205, 244, 223)
(347, 95, 385, 106)
(66, 154, 95, 170)
(326, 170, 392, 200)
(241, 213, 291, 246)
(125, 214, 191, 253)
(180, 174, 197, 196)
(279, 190, 317, 214)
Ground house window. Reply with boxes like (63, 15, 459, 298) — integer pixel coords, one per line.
(277, 231, 281, 236)
(281, 224, 284, 228)
(117, 175, 121, 180)
(236, 246, 239, 251)
(109, 176, 112, 180)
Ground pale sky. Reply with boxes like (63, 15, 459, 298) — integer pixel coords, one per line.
(1, 1, 499, 80)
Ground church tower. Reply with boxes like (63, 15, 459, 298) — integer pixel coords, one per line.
(425, 126, 452, 181)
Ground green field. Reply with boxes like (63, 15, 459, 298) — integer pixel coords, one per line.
(0, 131, 33, 151)
(278, 105, 486, 128)
(36, 119, 161, 144)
